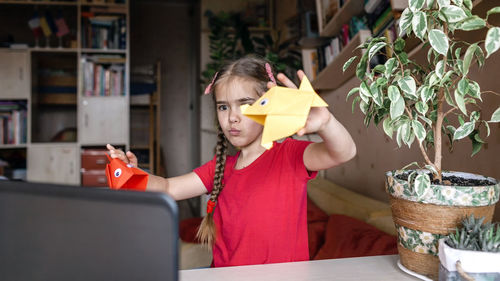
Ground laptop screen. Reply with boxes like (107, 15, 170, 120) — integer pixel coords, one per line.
(0, 180, 178, 281)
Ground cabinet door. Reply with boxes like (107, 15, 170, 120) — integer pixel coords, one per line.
(0, 49, 29, 99)
(79, 96, 129, 145)
(27, 143, 79, 185)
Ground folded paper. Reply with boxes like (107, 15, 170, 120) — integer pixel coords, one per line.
(240, 75, 328, 149)
(105, 155, 148, 191)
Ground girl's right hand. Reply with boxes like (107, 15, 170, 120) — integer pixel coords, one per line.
(106, 144, 138, 168)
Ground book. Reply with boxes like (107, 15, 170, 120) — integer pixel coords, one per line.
(301, 48, 319, 80)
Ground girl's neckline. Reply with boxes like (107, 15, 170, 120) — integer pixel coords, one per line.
(231, 143, 274, 173)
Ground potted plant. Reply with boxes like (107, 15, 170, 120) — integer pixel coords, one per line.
(439, 215, 500, 280)
(343, 0, 500, 279)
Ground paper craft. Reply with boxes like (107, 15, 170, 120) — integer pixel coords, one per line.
(240, 75, 328, 149)
(105, 155, 148, 191)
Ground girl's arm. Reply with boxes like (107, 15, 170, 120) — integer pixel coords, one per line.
(107, 144, 207, 200)
(275, 72, 357, 171)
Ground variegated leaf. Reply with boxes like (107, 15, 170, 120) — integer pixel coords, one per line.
(485, 27, 500, 58)
(440, 5, 467, 23)
(429, 29, 449, 55)
(412, 11, 428, 40)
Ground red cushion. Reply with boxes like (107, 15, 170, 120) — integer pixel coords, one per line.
(179, 217, 203, 243)
(307, 197, 329, 258)
(313, 214, 398, 260)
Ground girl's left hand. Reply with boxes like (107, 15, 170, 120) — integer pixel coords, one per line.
(272, 70, 333, 136)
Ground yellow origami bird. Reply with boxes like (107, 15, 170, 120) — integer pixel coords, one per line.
(240, 76, 328, 149)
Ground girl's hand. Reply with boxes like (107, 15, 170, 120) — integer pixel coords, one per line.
(269, 70, 332, 136)
(267, 70, 306, 89)
(106, 144, 138, 167)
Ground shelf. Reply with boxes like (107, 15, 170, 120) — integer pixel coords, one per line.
(81, 2, 126, 7)
(390, 0, 408, 12)
(0, 0, 77, 5)
(312, 30, 372, 90)
(81, 48, 126, 54)
(0, 144, 27, 149)
(320, 0, 365, 37)
(39, 93, 77, 105)
(30, 48, 78, 53)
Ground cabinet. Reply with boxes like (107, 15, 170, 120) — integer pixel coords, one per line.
(0, 0, 129, 185)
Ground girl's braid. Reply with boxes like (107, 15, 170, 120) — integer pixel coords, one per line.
(196, 123, 227, 246)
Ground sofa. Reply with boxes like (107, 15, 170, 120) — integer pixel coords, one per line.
(178, 177, 397, 269)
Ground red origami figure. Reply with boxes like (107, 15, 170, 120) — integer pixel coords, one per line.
(105, 154, 149, 191)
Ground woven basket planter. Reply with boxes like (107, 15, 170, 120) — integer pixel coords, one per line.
(385, 170, 499, 280)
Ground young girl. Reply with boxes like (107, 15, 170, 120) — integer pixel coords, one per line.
(107, 56, 356, 267)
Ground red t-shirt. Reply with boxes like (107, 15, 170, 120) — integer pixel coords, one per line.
(193, 138, 317, 267)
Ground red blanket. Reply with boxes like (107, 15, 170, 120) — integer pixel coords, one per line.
(180, 197, 398, 260)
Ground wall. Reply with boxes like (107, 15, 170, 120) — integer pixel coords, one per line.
(131, 0, 200, 219)
(322, 51, 500, 221)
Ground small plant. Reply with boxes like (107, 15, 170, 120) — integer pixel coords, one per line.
(446, 215, 500, 252)
(343, 0, 500, 187)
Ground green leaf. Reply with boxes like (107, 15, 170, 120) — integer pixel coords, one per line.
(399, 9, 413, 36)
(458, 78, 469, 95)
(370, 83, 383, 106)
(420, 86, 434, 103)
(462, 44, 477, 76)
(454, 121, 475, 140)
(482, 120, 491, 137)
(398, 76, 417, 98)
(437, 0, 450, 8)
(468, 81, 481, 100)
(447, 125, 456, 136)
(463, 0, 472, 9)
(490, 107, 500, 122)
(454, 90, 467, 114)
(414, 173, 431, 200)
(416, 101, 429, 114)
(343, 56, 357, 73)
(388, 85, 400, 102)
(384, 58, 397, 77)
(470, 111, 480, 122)
(458, 16, 486, 31)
(412, 11, 428, 40)
(440, 5, 467, 23)
(436, 60, 445, 78)
(368, 42, 386, 61)
(410, 0, 426, 11)
(391, 95, 406, 120)
(360, 81, 372, 98)
(373, 64, 386, 74)
(485, 27, 500, 58)
(420, 115, 432, 125)
(486, 7, 500, 18)
(425, 165, 438, 176)
(376, 76, 388, 86)
(352, 96, 361, 113)
(360, 100, 369, 114)
(412, 120, 426, 142)
(346, 87, 359, 101)
(445, 88, 455, 107)
(471, 138, 482, 156)
(441, 70, 455, 86)
(429, 29, 449, 55)
(396, 126, 403, 147)
(383, 118, 394, 138)
(474, 132, 484, 143)
(394, 38, 406, 53)
(474, 46, 485, 67)
(401, 121, 412, 145)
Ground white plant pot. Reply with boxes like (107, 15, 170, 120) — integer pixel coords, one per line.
(438, 238, 500, 281)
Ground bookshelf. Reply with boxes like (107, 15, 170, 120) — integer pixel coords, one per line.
(0, 0, 129, 185)
(313, 30, 371, 90)
(311, 0, 372, 90)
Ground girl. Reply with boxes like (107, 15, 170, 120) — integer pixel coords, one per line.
(107, 56, 356, 267)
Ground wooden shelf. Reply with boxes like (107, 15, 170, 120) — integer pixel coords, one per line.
(312, 30, 372, 90)
(39, 93, 77, 105)
(0, 0, 77, 5)
(0, 144, 27, 149)
(320, 0, 365, 37)
(30, 48, 78, 53)
(81, 48, 126, 54)
(390, 0, 408, 12)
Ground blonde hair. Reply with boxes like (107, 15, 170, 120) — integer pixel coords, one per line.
(196, 55, 276, 247)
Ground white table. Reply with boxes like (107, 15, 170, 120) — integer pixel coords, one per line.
(180, 255, 421, 281)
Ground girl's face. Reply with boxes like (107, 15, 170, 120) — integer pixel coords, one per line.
(215, 77, 263, 149)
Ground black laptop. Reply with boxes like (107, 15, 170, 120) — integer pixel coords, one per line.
(0, 180, 178, 281)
